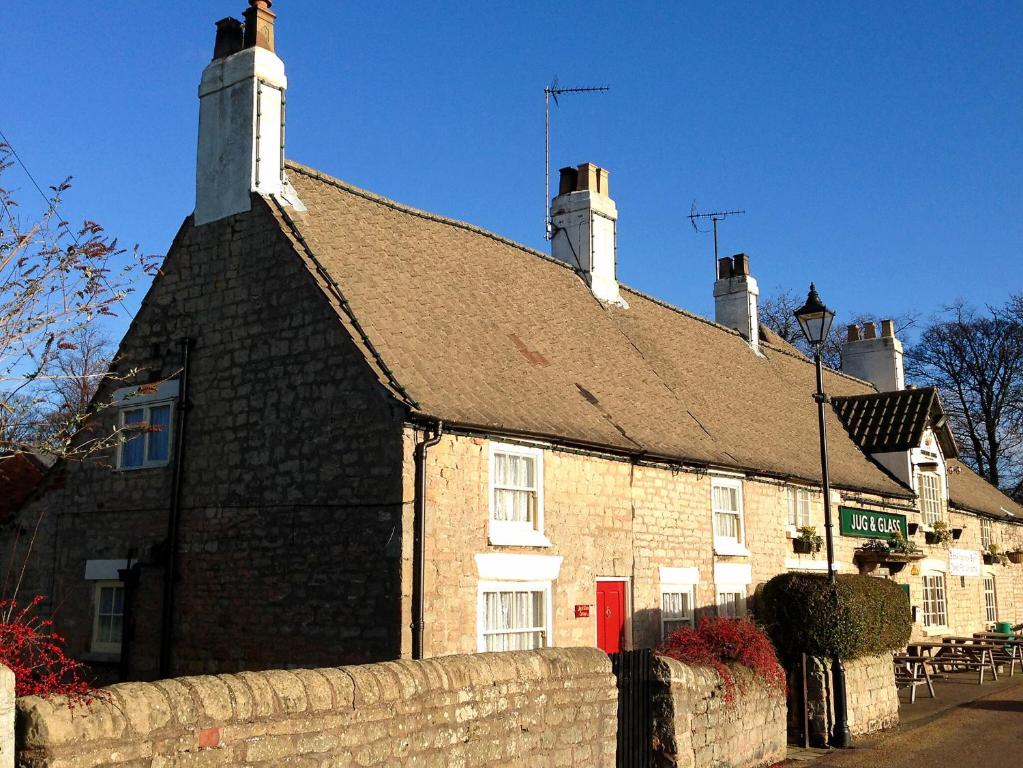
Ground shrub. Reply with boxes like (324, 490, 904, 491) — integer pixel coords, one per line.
(0, 595, 93, 701)
(656, 617, 786, 704)
(756, 573, 911, 663)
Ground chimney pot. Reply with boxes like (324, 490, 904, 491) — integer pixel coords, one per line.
(732, 253, 750, 276)
(847, 324, 860, 342)
(881, 319, 895, 338)
(862, 321, 877, 340)
(717, 257, 734, 280)
(213, 17, 244, 60)
(558, 166, 578, 196)
(243, 0, 276, 51)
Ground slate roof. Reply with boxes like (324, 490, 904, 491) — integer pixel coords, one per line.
(832, 387, 957, 458)
(275, 162, 910, 499)
(946, 458, 1023, 521)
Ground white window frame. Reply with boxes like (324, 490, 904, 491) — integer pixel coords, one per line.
(91, 580, 125, 654)
(984, 575, 997, 624)
(487, 442, 549, 547)
(114, 381, 179, 471)
(476, 580, 552, 653)
(786, 486, 813, 534)
(716, 586, 747, 619)
(921, 573, 949, 633)
(711, 477, 748, 556)
(981, 518, 993, 550)
(918, 472, 944, 527)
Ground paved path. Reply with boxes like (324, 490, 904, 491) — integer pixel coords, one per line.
(807, 677, 1023, 768)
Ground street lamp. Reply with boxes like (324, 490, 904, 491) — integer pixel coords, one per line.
(793, 283, 852, 749)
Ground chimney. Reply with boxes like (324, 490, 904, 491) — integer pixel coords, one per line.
(550, 163, 627, 307)
(195, 1, 304, 226)
(714, 253, 761, 352)
(842, 319, 905, 391)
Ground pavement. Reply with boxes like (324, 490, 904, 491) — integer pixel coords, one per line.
(780, 670, 1023, 768)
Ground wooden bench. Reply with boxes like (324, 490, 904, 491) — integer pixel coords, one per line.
(894, 655, 935, 703)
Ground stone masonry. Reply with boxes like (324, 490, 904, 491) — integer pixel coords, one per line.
(651, 656, 786, 768)
(13, 649, 616, 768)
(803, 652, 899, 746)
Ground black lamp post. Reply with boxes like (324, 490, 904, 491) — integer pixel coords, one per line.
(794, 283, 853, 749)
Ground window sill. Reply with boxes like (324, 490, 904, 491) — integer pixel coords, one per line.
(114, 462, 171, 473)
(488, 528, 552, 548)
(922, 625, 950, 637)
(713, 541, 751, 557)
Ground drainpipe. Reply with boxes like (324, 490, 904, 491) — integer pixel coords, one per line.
(159, 337, 193, 678)
(411, 421, 443, 660)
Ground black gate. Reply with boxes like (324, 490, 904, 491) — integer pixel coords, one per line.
(610, 649, 653, 767)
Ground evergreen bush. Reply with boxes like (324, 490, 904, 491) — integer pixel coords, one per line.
(756, 573, 911, 662)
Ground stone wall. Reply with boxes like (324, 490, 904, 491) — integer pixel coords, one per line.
(15, 649, 617, 767)
(651, 657, 786, 768)
(803, 652, 898, 746)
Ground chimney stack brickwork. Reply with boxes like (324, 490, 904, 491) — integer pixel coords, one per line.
(714, 254, 761, 353)
(195, 1, 303, 226)
(842, 320, 905, 392)
(550, 163, 626, 307)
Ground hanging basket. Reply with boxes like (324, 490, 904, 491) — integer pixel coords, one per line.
(1007, 552, 1023, 565)
(952, 528, 963, 540)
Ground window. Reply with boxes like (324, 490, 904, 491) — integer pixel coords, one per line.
(984, 576, 997, 624)
(981, 518, 993, 550)
(717, 589, 746, 619)
(712, 478, 746, 554)
(919, 473, 943, 526)
(115, 380, 179, 470)
(922, 574, 948, 628)
(661, 587, 695, 637)
(488, 443, 547, 546)
(91, 581, 124, 654)
(787, 486, 812, 529)
(478, 582, 551, 652)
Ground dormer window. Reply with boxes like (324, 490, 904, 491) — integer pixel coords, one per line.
(919, 472, 944, 526)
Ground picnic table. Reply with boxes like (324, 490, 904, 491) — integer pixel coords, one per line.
(893, 653, 936, 702)
(906, 638, 1001, 684)
(973, 632, 1021, 676)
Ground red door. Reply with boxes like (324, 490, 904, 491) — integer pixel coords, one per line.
(596, 580, 627, 653)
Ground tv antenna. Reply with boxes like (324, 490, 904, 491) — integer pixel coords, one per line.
(688, 203, 745, 279)
(545, 77, 609, 240)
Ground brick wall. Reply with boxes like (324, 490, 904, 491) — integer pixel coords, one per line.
(803, 653, 898, 746)
(13, 649, 616, 767)
(2, 199, 409, 677)
(651, 656, 786, 768)
(412, 430, 1021, 659)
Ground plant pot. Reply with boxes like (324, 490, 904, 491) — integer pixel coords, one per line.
(951, 528, 963, 540)
(925, 531, 943, 545)
(1007, 552, 1023, 565)
(887, 561, 908, 575)
(984, 553, 996, 565)
(792, 539, 814, 554)
(907, 522, 920, 536)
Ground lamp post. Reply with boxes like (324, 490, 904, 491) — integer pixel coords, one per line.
(794, 283, 853, 749)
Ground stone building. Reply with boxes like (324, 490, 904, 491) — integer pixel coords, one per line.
(5, 1, 1022, 680)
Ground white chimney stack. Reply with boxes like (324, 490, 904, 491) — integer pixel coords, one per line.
(714, 254, 760, 352)
(842, 320, 905, 391)
(550, 163, 627, 307)
(195, 1, 304, 226)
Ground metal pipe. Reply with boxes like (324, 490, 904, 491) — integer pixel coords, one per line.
(411, 421, 443, 660)
(814, 348, 852, 748)
(159, 337, 193, 678)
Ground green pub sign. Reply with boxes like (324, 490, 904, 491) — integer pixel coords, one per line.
(839, 506, 907, 539)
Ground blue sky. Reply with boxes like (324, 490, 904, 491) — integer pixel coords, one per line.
(4, 1, 1021, 343)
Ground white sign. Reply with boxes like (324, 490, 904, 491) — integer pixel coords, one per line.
(949, 548, 981, 577)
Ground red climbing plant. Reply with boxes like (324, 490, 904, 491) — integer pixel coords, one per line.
(0, 595, 93, 701)
(656, 617, 786, 704)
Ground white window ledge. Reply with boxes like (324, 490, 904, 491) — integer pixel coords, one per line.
(714, 562, 753, 585)
(923, 625, 950, 637)
(84, 559, 131, 580)
(784, 558, 840, 572)
(713, 540, 751, 557)
(659, 566, 700, 586)
(474, 553, 563, 582)
(488, 527, 551, 548)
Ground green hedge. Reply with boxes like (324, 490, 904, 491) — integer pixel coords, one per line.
(756, 573, 911, 662)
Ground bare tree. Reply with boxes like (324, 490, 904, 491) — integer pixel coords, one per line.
(0, 143, 154, 460)
(906, 300, 1023, 490)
